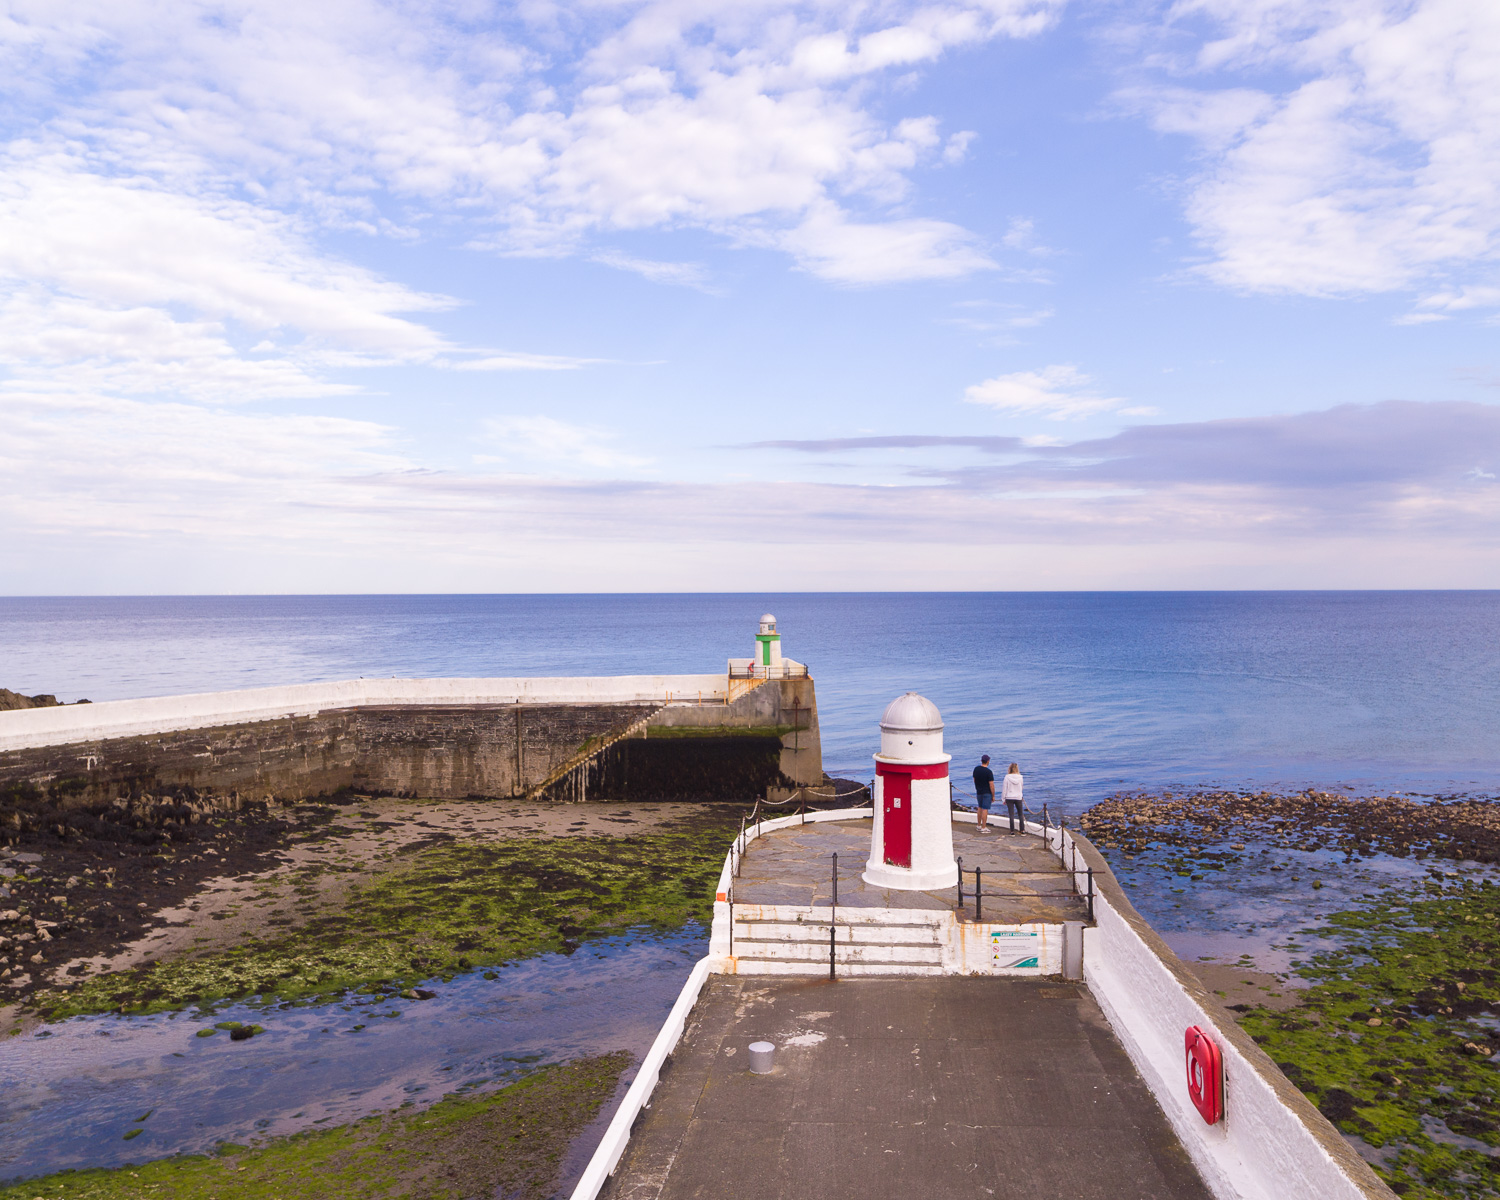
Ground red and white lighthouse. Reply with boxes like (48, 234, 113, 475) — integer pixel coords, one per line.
(863, 692, 958, 891)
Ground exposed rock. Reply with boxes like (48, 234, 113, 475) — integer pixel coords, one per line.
(0, 689, 61, 711)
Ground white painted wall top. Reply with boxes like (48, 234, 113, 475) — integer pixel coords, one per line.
(0, 675, 728, 753)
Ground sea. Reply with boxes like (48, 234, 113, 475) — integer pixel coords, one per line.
(2, 591, 1498, 808)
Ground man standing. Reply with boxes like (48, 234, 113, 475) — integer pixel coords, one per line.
(972, 755, 996, 832)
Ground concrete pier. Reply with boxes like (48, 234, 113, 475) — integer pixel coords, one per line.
(732, 817, 1087, 923)
(573, 809, 1395, 1200)
(0, 673, 823, 809)
(604, 973, 1212, 1200)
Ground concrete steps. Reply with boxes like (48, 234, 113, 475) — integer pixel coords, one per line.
(730, 911, 946, 976)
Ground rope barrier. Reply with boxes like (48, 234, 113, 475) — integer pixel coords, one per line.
(757, 781, 872, 805)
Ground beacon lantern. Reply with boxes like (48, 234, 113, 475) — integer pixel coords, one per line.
(862, 692, 958, 891)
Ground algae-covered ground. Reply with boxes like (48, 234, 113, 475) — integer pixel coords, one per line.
(30, 803, 743, 1020)
(0, 1051, 631, 1200)
(1239, 878, 1500, 1200)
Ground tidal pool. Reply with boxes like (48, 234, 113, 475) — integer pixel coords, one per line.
(1107, 841, 1500, 973)
(0, 925, 707, 1184)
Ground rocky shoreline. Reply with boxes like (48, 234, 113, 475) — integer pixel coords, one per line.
(1082, 788, 1500, 864)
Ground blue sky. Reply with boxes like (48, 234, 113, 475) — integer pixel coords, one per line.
(1, 0, 1497, 592)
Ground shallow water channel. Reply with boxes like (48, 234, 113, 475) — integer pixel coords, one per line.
(1109, 840, 1500, 973)
(0, 926, 708, 1184)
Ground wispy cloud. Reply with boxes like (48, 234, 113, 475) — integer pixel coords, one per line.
(592, 252, 717, 292)
(7, 397, 1497, 579)
(449, 353, 599, 372)
(963, 364, 1157, 420)
(479, 416, 653, 472)
(743, 435, 1025, 453)
(1123, 0, 1500, 308)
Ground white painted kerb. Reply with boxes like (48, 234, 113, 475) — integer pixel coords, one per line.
(0, 675, 729, 753)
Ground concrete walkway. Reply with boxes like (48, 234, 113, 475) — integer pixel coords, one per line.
(604, 975, 1211, 1200)
(733, 818, 1088, 925)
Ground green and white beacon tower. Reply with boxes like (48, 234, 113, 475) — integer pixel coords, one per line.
(755, 613, 783, 675)
(728, 615, 806, 680)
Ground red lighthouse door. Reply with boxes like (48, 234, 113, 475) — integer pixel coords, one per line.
(883, 771, 912, 868)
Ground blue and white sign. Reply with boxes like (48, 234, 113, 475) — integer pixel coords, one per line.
(992, 930, 1041, 970)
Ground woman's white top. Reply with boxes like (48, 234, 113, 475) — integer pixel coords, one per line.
(1001, 772, 1023, 801)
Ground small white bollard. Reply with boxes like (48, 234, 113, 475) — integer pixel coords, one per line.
(1062, 921, 1084, 981)
(748, 1041, 775, 1074)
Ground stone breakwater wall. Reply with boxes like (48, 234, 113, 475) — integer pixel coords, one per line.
(0, 676, 823, 811)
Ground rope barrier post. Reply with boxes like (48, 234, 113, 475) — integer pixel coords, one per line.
(956, 856, 964, 907)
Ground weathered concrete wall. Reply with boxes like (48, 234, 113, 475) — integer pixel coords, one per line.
(646, 678, 822, 788)
(0, 676, 825, 810)
(0, 703, 658, 809)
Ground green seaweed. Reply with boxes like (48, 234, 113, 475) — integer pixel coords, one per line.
(30, 807, 741, 1019)
(1239, 878, 1500, 1199)
(0, 1051, 631, 1200)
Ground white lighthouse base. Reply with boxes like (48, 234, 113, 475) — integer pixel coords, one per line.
(861, 860, 959, 891)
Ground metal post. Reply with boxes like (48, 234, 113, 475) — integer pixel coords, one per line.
(975, 867, 982, 922)
(729, 889, 734, 957)
(1042, 803, 1050, 829)
(956, 856, 964, 906)
(1087, 868, 1095, 923)
(830, 851, 839, 980)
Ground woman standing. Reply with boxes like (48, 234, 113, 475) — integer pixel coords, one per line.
(1001, 763, 1025, 833)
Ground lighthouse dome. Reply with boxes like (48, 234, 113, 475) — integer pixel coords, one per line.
(880, 691, 943, 733)
(759, 613, 777, 633)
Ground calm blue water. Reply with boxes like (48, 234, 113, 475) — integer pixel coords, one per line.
(3, 592, 1496, 806)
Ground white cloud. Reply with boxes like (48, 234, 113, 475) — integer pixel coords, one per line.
(0, 0, 1072, 417)
(480, 415, 653, 472)
(1, 0, 1062, 290)
(964, 364, 1154, 420)
(592, 251, 717, 291)
(449, 352, 597, 372)
(1130, 0, 1500, 304)
(778, 203, 997, 284)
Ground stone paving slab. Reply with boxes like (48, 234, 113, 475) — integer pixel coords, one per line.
(732, 819, 1088, 924)
(603, 975, 1212, 1200)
